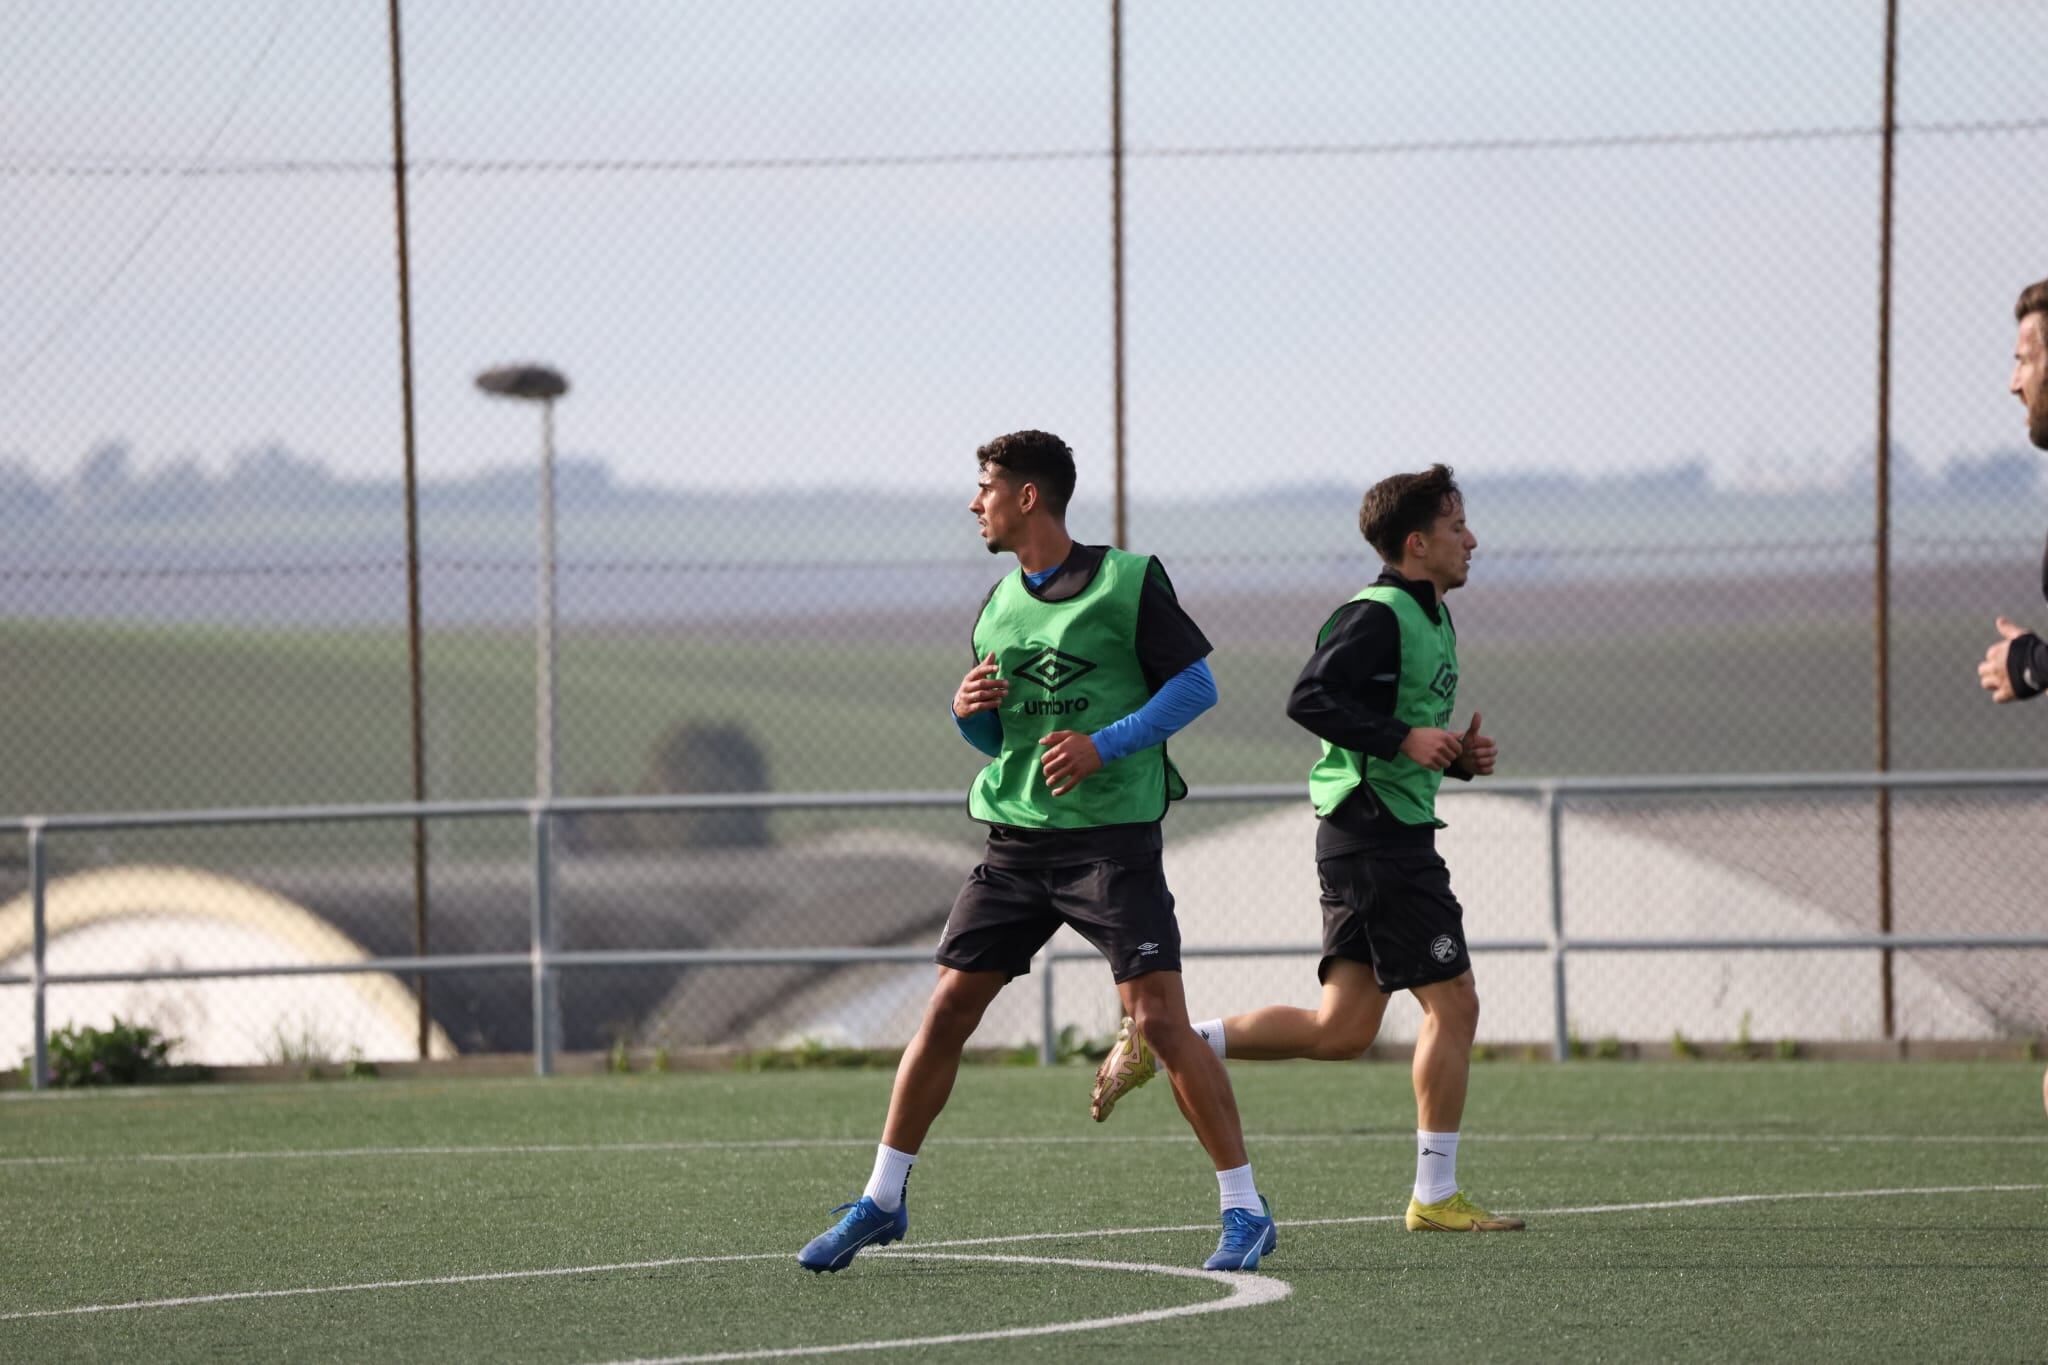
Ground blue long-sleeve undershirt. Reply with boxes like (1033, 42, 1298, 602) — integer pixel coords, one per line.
(953, 706, 1003, 756)
(1089, 656, 1217, 762)
(952, 657, 1217, 762)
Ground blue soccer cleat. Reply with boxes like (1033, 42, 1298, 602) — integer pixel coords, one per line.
(797, 1196, 908, 1273)
(1203, 1195, 1278, 1271)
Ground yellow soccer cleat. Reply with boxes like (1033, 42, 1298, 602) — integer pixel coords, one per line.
(1089, 1015, 1157, 1122)
(1404, 1191, 1525, 1232)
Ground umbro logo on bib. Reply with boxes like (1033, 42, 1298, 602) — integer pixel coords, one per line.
(1016, 647, 1097, 693)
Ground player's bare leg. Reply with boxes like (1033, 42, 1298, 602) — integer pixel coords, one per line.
(1404, 970, 1520, 1231)
(1116, 969, 1277, 1269)
(1117, 970, 1249, 1168)
(1410, 970, 1477, 1131)
(800, 966, 1008, 1272)
(1093, 960, 1386, 1118)
(1212, 959, 1389, 1061)
(880, 966, 1007, 1154)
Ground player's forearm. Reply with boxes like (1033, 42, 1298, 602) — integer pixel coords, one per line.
(1286, 686, 1410, 760)
(1091, 658, 1217, 764)
(953, 707, 1002, 756)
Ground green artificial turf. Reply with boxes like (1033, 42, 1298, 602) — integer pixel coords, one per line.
(3, 1062, 2044, 1362)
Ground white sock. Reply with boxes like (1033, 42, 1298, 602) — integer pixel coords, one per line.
(863, 1143, 916, 1212)
(1413, 1130, 1460, 1204)
(1193, 1019, 1226, 1061)
(1216, 1162, 1261, 1213)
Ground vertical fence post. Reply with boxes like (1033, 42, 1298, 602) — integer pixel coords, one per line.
(1873, 0, 1900, 1041)
(386, 0, 433, 1064)
(1544, 785, 1569, 1062)
(28, 821, 48, 1091)
(1038, 946, 1058, 1065)
(531, 805, 556, 1076)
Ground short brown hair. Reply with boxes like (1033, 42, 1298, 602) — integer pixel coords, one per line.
(976, 429, 1076, 515)
(1359, 464, 1461, 563)
(2019, 279, 2048, 328)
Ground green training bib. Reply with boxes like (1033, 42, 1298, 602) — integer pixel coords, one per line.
(968, 548, 1186, 829)
(1306, 584, 1458, 828)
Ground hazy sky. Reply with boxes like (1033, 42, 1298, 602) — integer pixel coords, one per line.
(4, 0, 2046, 500)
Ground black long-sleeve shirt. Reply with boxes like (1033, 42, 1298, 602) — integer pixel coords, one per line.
(1285, 567, 1472, 858)
(2008, 536, 2048, 699)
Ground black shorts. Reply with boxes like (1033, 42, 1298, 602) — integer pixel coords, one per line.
(935, 855, 1182, 984)
(1317, 847, 1470, 994)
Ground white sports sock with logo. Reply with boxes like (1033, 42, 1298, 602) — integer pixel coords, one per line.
(1216, 1162, 1261, 1213)
(863, 1143, 916, 1212)
(1413, 1130, 1460, 1204)
(1193, 1019, 1227, 1061)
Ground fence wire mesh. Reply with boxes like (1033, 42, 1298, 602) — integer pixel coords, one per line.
(4, 3, 2046, 1066)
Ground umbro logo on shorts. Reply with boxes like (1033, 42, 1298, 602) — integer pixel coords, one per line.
(1429, 935, 1459, 963)
(1015, 647, 1097, 693)
(1137, 941, 1160, 955)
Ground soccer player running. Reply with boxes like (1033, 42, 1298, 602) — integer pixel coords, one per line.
(1972, 277, 2048, 1120)
(798, 430, 1277, 1274)
(1090, 463, 1523, 1233)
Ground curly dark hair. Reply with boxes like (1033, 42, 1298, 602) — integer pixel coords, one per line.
(2017, 278, 2048, 327)
(1359, 464, 1461, 563)
(976, 430, 1076, 516)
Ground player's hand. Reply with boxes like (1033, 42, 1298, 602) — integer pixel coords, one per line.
(1978, 618, 2026, 703)
(1450, 711, 1496, 776)
(954, 652, 1008, 718)
(1038, 730, 1103, 796)
(1399, 726, 1464, 771)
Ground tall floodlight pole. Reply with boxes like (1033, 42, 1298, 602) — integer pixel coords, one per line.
(475, 363, 570, 1074)
(474, 364, 570, 799)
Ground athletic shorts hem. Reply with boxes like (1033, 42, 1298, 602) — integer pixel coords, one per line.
(1318, 949, 1468, 995)
(932, 949, 1031, 982)
(935, 858, 1182, 985)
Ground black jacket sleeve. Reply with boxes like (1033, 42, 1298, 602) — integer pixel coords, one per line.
(1284, 600, 1411, 761)
(1134, 557, 1213, 692)
(2007, 630, 2048, 701)
(2013, 537, 2048, 700)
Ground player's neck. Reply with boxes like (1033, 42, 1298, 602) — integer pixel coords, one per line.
(1012, 523, 1074, 576)
(1392, 559, 1453, 600)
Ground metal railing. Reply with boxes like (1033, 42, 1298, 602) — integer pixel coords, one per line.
(5, 770, 2047, 1088)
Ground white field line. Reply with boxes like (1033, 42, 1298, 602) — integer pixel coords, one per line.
(1, 1182, 2041, 1326)
(597, 1253, 1290, 1365)
(4, 1130, 2046, 1169)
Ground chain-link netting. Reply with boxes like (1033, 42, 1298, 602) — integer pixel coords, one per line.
(1554, 787, 2048, 1045)
(5, 3, 2045, 1066)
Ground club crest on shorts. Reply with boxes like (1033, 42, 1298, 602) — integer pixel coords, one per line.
(1429, 934, 1459, 964)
